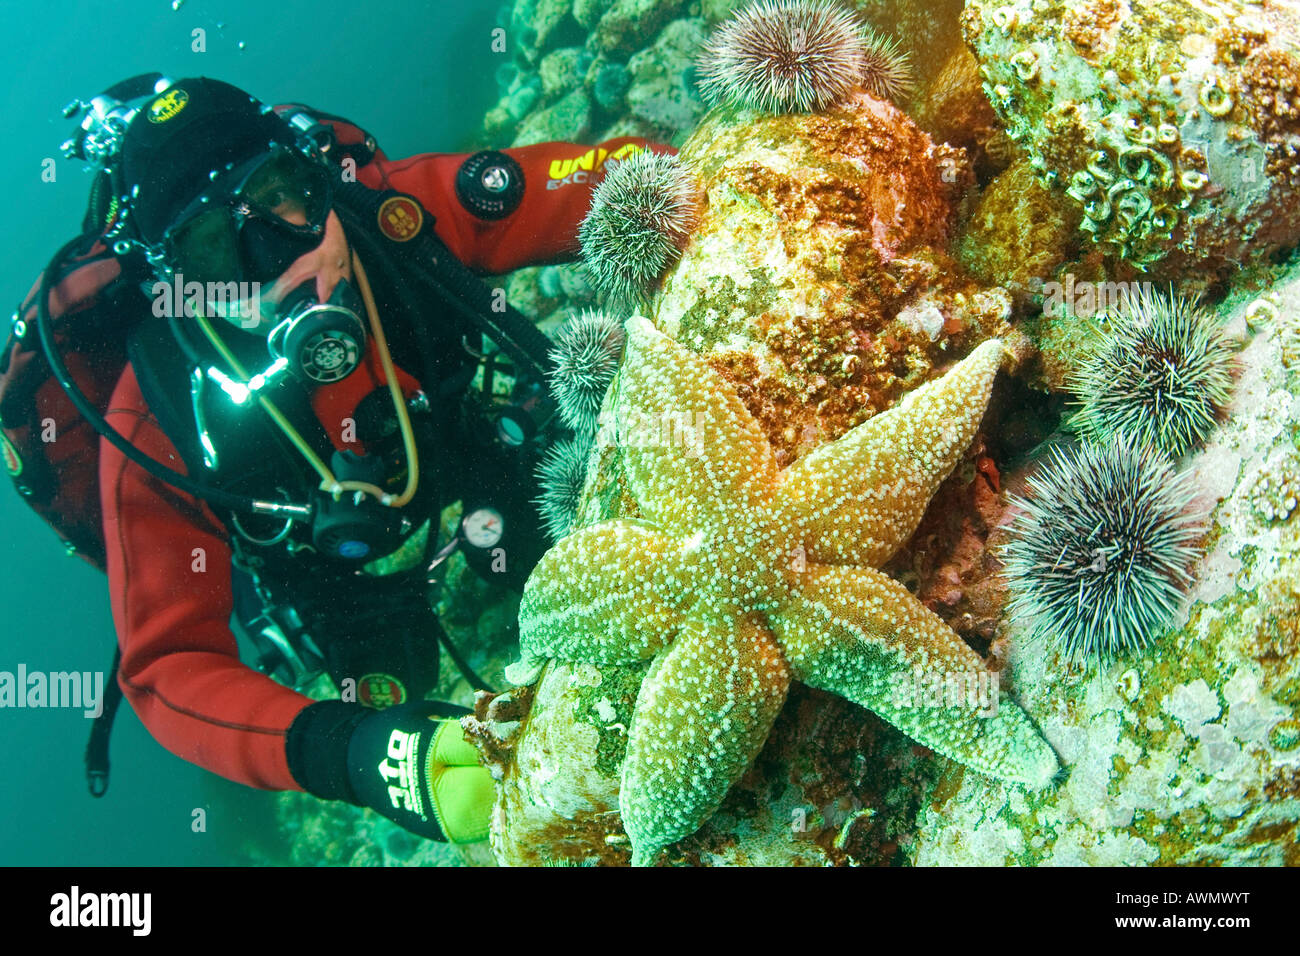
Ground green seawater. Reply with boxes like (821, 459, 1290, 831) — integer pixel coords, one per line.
(0, 0, 499, 866)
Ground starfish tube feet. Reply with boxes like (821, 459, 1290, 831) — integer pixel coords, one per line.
(519, 520, 692, 667)
(622, 618, 792, 866)
(615, 317, 780, 531)
(774, 339, 1007, 568)
(773, 563, 1060, 789)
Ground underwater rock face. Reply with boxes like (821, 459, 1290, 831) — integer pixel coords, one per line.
(483, 264, 1300, 866)
(479, 92, 1051, 866)
(593, 0, 687, 54)
(956, 158, 1081, 298)
(626, 18, 709, 133)
(473, 669, 897, 866)
(964, 0, 1300, 278)
(513, 87, 593, 146)
(911, 44, 1005, 171)
(657, 91, 1014, 468)
(915, 272, 1300, 865)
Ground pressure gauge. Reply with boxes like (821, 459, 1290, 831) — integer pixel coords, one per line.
(462, 507, 504, 549)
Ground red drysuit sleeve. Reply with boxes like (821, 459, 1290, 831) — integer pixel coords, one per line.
(100, 365, 311, 791)
(356, 136, 674, 274)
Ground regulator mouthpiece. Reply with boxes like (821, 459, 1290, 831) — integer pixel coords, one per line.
(268, 279, 367, 385)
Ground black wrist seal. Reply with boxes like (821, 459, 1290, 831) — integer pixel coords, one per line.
(285, 699, 370, 803)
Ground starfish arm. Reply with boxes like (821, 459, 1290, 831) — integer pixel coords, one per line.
(772, 563, 1059, 789)
(621, 617, 792, 866)
(518, 520, 692, 667)
(772, 339, 1005, 568)
(612, 317, 779, 530)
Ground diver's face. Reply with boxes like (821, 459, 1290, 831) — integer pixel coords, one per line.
(206, 209, 352, 332)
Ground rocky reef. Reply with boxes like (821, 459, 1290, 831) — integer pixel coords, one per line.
(486, 0, 985, 335)
(916, 274, 1300, 864)
(963, 0, 1300, 279)
(461, 0, 1300, 867)
(653, 95, 1007, 467)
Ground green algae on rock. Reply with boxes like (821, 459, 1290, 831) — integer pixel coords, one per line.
(956, 158, 1082, 298)
(914, 264, 1300, 865)
(963, 0, 1300, 278)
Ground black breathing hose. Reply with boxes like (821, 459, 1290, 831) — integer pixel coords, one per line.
(35, 233, 284, 517)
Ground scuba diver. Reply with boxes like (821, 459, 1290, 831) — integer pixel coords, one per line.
(1, 75, 666, 845)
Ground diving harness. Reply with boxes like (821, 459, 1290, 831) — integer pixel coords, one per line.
(37, 75, 562, 793)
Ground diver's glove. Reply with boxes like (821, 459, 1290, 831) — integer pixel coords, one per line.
(286, 699, 494, 843)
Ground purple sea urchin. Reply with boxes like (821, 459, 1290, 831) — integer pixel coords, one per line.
(549, 309, 626, 435)
(578, 150, 700, 306)
(1070, 288, 1236, 458)
(535, 437, 592, 541)
(1001, 439, 1204, 664)
(697, 0, 914, 114)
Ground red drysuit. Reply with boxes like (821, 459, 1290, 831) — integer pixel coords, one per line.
(100, 122, 664, 790)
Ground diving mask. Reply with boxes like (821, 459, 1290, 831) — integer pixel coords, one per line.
(160, 144, 332, 288)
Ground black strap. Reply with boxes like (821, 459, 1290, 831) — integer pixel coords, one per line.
(332, 180, 557, 385)
(84, 645, 123, 797)
(429, 614, 496, 694)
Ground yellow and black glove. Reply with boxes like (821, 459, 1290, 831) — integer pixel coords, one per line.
(287, 700, 493, 843)
(424, 719, 495, 843)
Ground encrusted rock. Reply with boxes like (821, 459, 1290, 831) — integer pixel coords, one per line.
(539, 46, 585, 98)
(914, 265, 1300, 865)
(957, 158, 1081, 298)
(592, 0, 686, 54)
(625, 18, 708, 135)
(655, 92, 1008, 468)
(513, 87, 593, 146)
(964, 0, 1300, 277)
(520, 0, 579, 57)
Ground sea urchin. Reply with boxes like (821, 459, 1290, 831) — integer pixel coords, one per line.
(1070, 288, 1235, 459)
(578, 150, 699, 306)
(535, 436, 593, 541)
(1001, 439, 1204, 664)
(696, 0, 915, 114)
(548, 309, 626, 435)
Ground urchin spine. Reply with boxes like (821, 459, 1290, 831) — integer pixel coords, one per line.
(697, 0, 913, 113)
(579, 150, 700, 306)
(859, 28, 915, 103)
(549, 309, 626, 435)
(1070, 288, 1235, 458)
(536, 436, 593, 541)
(1002, 438, 1204, 664)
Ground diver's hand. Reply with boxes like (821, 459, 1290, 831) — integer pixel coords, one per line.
(345, 703, 495, 843)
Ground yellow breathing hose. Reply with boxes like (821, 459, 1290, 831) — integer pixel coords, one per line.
(193, 248, 420, 509)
